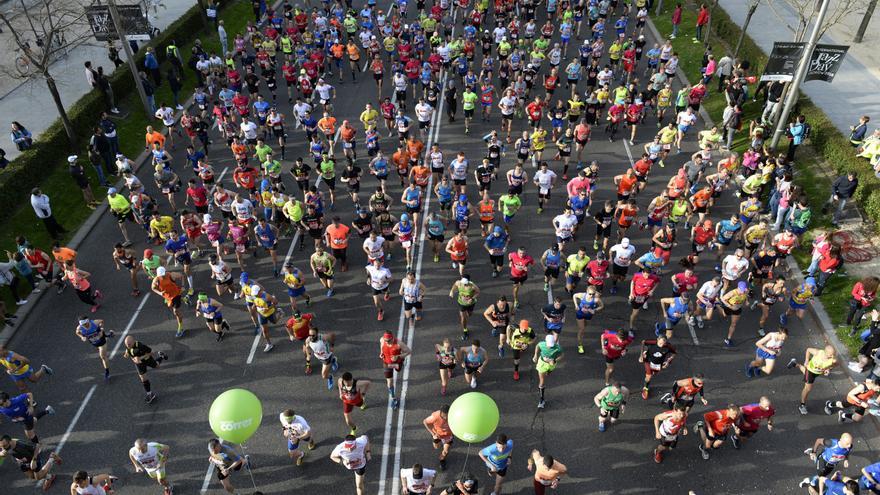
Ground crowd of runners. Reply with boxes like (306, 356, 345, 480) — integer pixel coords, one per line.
(1, 0, 879, 494)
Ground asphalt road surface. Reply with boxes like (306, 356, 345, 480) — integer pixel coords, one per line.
(2, 1, 879, 494)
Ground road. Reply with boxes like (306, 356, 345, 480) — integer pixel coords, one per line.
(2, 2, 878, 494)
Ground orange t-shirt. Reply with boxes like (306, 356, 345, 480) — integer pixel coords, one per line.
(411, 166, 430, 187)
(325, 224, 350, 249)
(407, 140, 425, 160)
(617, 175, 638, 195)
(52, 247, 77, 264)
(424, 411, 452, 439)
(691, 189, 712, 208)
(318, 117, 337, 135)
(340, 126, 356, 142)
(479, 200, 495, 221)
(156, 275, 182, 303)
(704, 410, 735, 436)
(347, 44, 361, 60)
(331, 44, 345, 59)
(145, 131, 165, 149)
(392, 151, 409, 173)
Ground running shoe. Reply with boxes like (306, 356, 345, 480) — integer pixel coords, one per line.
(578, 344, 584, 354)
(757, 327, 766, 337)
(598, 421, 605, 431)
(308, 440, 316, 450)
(723, 338, 733, 348)
(513, 370, 520, 381)
(359, 401, 367, 411)
(439, 458, 447, 471)
(145, 392, 158, 403)
(786, 358, 798, 369)
(377, 310, 384, 321)
(653, 449, 663, 464)
(779, 313, 789, 326)
(175, 329, 185, 338)
(42, 474, 56, 492)
(470, 376, 477, 389)
(609, 286, 618, 295)
(697, 316, 704, 329)
(327, 376, 334, 390)
(730, 434, 741, 449)
(104, 369, 110, 382)
(659, 392, 673, 406)
(441, 385, 447, 395)
(392, 398, 400, 409)
(798, 404, 808, 415)
(296, 453, 305, 466)
(838, 411, 847, 423)
(326, 288, 335, 297)
(330, 358, 339, 373)
(451, 262, 458, 269)
(461, 329, 469, 341)
(41, 364, 53, 376)
(824, 401, 834, 415)
(45, 405, 55, 415)
(699, 444, 710, 460)
(744, 363, 753, 378)
(264, 343, 275, 353)
(383, 292, 390, 302)
(498, 346, 505, 358)
(305, 364, 312, 375)
(641, 387, 649, 400)
(433, 255, 439, 263)
(654, 322, 663, 337)
(538, 399, 546, 409)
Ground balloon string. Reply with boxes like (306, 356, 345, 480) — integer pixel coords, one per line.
(240, 442, 258, 490)
(457, 443, 472, 480)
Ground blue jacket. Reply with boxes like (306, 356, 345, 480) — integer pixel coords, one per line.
(144, 52, 159, 70)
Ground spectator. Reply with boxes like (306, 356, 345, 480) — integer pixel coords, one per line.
(786, 114, 807, 162)
(716, 54, 734, 92)
(806, 232, 831, 278)
(785, 195, 811, 236)
(139, 71, 157, 113)
(671, 3, 682, 38)
(167, 68, 184, 110)
(165, 40, 184, 77)
(88, 127, 114, 185)
(207, 1, 220, 30)
(823, 171, 858, 225)
(846, 277, 879, 335)
(701, 54, 716, 86)
(30, 188, 67, 240)
(10, 121, 32, 151)
(721, 102, 742, 149)
(0, 258, 28, 306)
(6, 251, 37, 292)
(687, 82, 707, 113)
(69, 156, 97, 209)
(760, 81, 784, 124)
(107, 41, 123, 68)
(0, 148, 8, 169)
(218, 19, 228, 55)
(724, 79, 746, 108)
(96, 66, 120, 115)
(848, 310, 880, 372)
(849, 115, 870, 146)
(814, 246, 843, 296)
(84, 60, 98, 88)
(695, 3, 710, 43)
(144, 47, 161, 87)
(98, 112, 119, 157)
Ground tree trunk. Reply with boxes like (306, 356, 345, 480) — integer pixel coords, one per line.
(197, 0, 209, 28)
(45, 74, 77, 148)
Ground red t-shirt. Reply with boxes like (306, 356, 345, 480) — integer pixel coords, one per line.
(739, 404, 775, 432)
(509, 252, 535, 278)
(693, 225, 714, 245)
(704, 410, 736, 436)
(285, 313, 314, 340)
(672, 273, 698, 293)
(601, 330, 634, 359)
(187, 186, 209, 207)
(632, 273, 660, 296)
(587, 260, 609, 284)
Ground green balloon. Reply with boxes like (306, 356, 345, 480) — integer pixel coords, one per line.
(209, 389, 263, 444)
(447, 392, 500, 443)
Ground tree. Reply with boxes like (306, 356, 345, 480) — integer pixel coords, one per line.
(785, 0, 867, 41)
(0, 0, 94, 148)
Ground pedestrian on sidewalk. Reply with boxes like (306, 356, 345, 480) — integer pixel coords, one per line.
(716, 54, 733, 93)
(822, 171, 858, 225)
(721, 101, 742, 149)
(786, 115, 808, 161)
(144, 47, 161, 87)
(96, 66, 120, 114)
(845, 277, 878, 335)
(84, 61, 98, 89)
(206, 1, 219, 30)
(30, 188, 66, 240)
(107, 41, 123, 68)
(167, 68, 184, 110)
(68, 157, 98, 208)
(140, 71, 157, 113)
(88, 128, 114, 185)
(760, 81, 784, 124)
(695, 3, 710, 43)
(671, 3, 682, 39)
(9, 122, 32, 151)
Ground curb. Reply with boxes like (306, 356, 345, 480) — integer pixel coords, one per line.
(0, 0, 283, 348)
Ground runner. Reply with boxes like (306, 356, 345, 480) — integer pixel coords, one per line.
(719, 281, 749, 347)
(400, 464, 437, 494)
(70, 471, 117, 495)
(0, 391, 54, 444)
(747, 327, 788, 377)
(112, 243, 141, 296)
(306, 328, 338, 390)
(527, 449, 568, 495)
(195, 292, 229, 341)
(639, 335, 676, 400)
(660, 374, 709, 413)
(803, 433, 854, 478)
(280, 409, 316, 467)
(207, 438, 245, 494)
(0, 434, 60, 490)
(652, 404, 689, 463)
(460, 339, 489, 389)
(330, 434, 371, 495)
(449, 275, 480, 340)
(478, 433, 514, 495)
(824, 380, 880, 423)
(446, 229, 470, 276)
(423, 405, 454, 470)
(484, 226, 510, 279)
(788, 344, 838, 415)
(508, 246, 535, 308)
(573, 286, 604, 354)
(534, 333, 563, 408)
(434, 338, 457, 396)
(629, 269, 661, 330)
(75, 317, 115, 380)
(122, 336, 168, 403)
(400, 270, 427, 321)
(310, 244, 337, 297)
(281, 261, 312, 310)
(128, 439, 172, 494)
(380, 331, 411, 409)
(365, 258, 393, 321)
(150, 267, 187, 337)
(337, 373, 370, 435)
(0, 346, 52, 393)
(732, 396, 776, 449)
(594, 381, 629, 432)
(694, 404, 741, 460)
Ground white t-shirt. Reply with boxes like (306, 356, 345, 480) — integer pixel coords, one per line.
(401, 467, 437, 493)
(331, 435, 369, 470)
(610, 244, 637, 266)
(499, 96, 516, 116)
(294, 102, 313, 120)
(721, 255, 748, 280)
(394, 73, 408, 91)
(130, 443, 164, 473)
(676, 111, 697, 128)
(366, 264, 392, 289)
(363, 236, 386, 259)
(553, 213, 577, 238)
(450, 158, 469, 180)
(697, 281, 722, 302)
(316, 83, 334, 101)
(155, 107, 175, 126)
(279, 413, 311, 437)
(240, 121, 258, 140)
(415, 103, 434, 123)
(534, 169, 557, 194)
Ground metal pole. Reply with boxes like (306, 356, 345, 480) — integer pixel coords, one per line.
(854, 0, 878, 43)
(107, 0, 151, 115)
(655, 0, 664, 18)
(734, 0, 759, 58)
(769, 0, 831, 150)
(703, 0, 718, 45)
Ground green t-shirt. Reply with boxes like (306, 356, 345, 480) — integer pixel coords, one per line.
(320, 159, 336, 179)
(141, 255, 162, 277)
(676, 88, 689, 107)
(108, 194, 131, 214)
(538, 341, 562, 361)
(499, 194, 522, 216)
(255, 144, 273, 163)
(462, 91, 478, 110)
(565, 254, 590, 275)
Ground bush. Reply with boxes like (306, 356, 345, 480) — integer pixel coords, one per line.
(0, 1, 230, 224)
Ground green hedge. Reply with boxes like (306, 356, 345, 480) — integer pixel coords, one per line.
(0, 1, 225, 223)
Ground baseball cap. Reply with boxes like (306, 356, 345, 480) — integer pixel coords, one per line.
(458, 194, 467, 202)
(293, 309, 302, 318)
(143, 249, 153, 258)
(383, 331, 394, 339)
(737, 281, 748, 292)
(621, 237, 630, 247)
(519, 319, 530, 329)
(67, 155, 78, 163)
(156, 266, 167, 276)
(240, 272, 250, 283)
(107, 187, 117, 195)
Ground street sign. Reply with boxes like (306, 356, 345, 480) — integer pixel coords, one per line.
(805, 44, 849, 83)
(760, 42, 805, 82)
(85, 3, 151, 41)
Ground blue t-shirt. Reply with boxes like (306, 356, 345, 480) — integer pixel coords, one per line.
(480, 440, 514, 470)
(861, 461, 880, 491)
(0, 393, 31, 420)
(717, 220, 742, 242)
(485, 233, 508, 251)
(666, 297, 689, 320)
(821, 439, 852, 464)
(165, 236, 190, 256)
(568, 195, 590, 216)
(637, 252, 664, 270)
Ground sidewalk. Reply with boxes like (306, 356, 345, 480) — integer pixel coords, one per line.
(718, 0, 880, 135)
(0, 0, 196, 161)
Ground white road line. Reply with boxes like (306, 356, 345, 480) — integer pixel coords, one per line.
(200, 439, 223, 493)
(246, 230, 301, 365)
(218, 166, 230, 183)
(54, 293, 151, 455)
(109, 293, 152, 359)
(379, 11, 454, 494)
(621, 138, 636, 167)
(688, 321, 701, 345)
